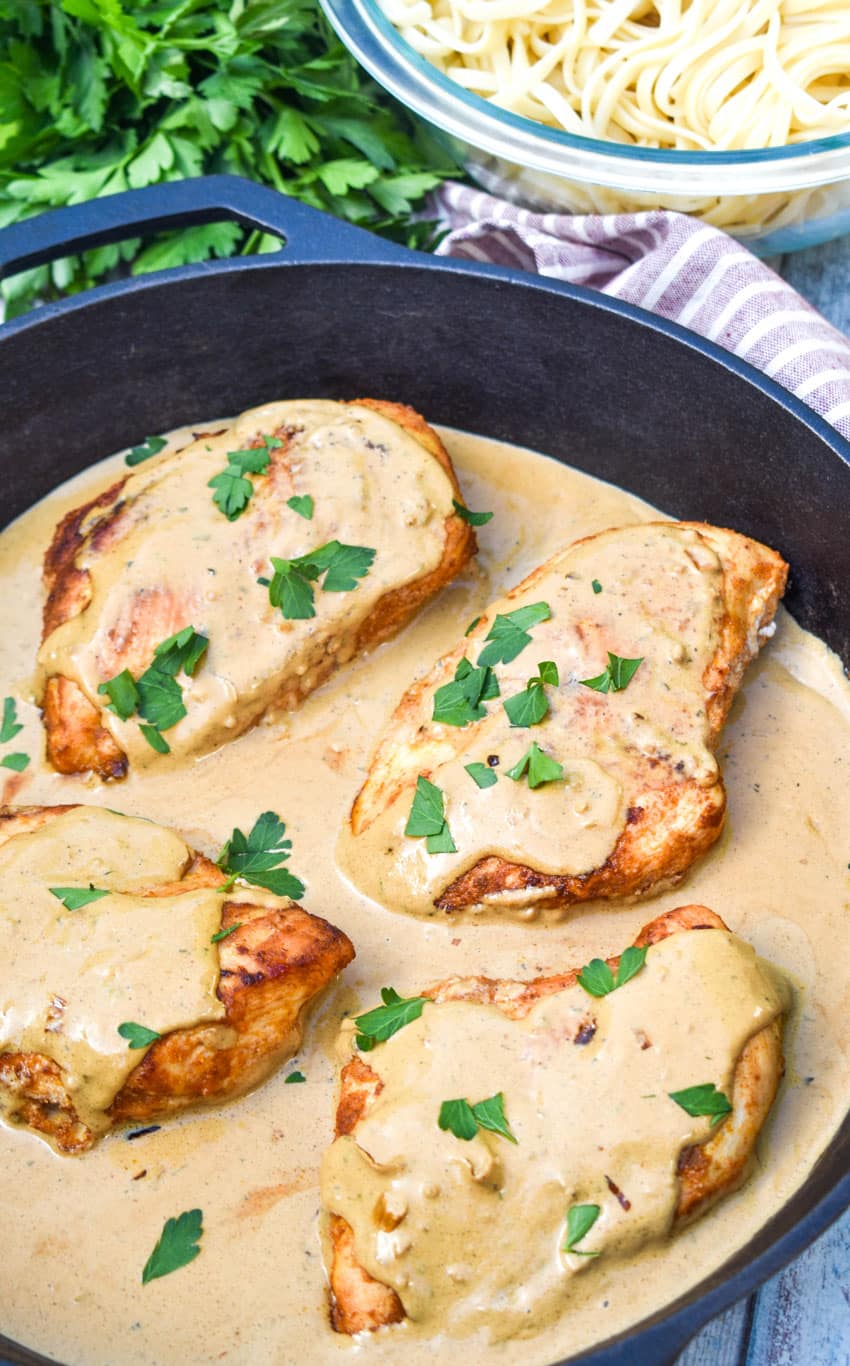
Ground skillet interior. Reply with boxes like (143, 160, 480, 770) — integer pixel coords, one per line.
(1, 176, 849, 1366)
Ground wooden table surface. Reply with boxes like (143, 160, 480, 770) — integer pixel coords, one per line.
(1, 236, 848, 1366)
(678, 231, 850, 1366)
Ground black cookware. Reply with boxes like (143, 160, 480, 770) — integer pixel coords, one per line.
(1, 175, 849, 1366)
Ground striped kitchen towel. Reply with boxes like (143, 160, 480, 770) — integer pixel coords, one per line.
(432, 182, 850, 442)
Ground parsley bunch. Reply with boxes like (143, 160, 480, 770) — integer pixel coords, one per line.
(0, 0, 455, 318)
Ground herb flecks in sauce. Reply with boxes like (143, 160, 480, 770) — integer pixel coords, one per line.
(210, 923, 241, 943)
(126, 435, 167, 467)
(118, 1022, 162, 1049)
(464, 762, 498, 789)
(0, 697, 22, 743)
(98, 627, 209, 753)
(432, 659, 499, 727)
(507, 742, 564, 789)
(0, 753, 29, 771)
(216, 810, 305, 899)
(142, 1209, 203, 1285)
(287, 494, 314, 520)
(49, 885, 110, 912)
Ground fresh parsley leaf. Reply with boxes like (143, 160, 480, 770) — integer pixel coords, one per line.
(136, 667, 186, 732)
(432, 658, 499, 727)
(152, 626, 209, 678)
(354, 987, 428, 1051)
(285, 1070, 306, 1084)
(287, 495, 314, 520)
(265, 541, 375, 619)
(0, 697, 23, 744)
(438, 1092, 517, 1144)
(577, 946, 648, 998)
(506, 742, 564, 789)
(1, 753, 29, 772)
(217, 811, 305, 900)
(565, 1203, 601, 1255)
(140, 724, 170, 754)
(580, 653, 644, 694)
(452, 498, 493, 526)
(669, 1083, 732, 1127)
(477, 602, 551, 667)
(208, 443, 274, 520)
(577, 958, 616, 997)
(142, 1209, 203, 1285)
(465, 762, 498, 789)
(210, 923, 241, 943)
(464, 616, 482, 637)
(126, 435, 167, 467)
(404, 775, 456, 853)
(118, 1022, 162, 1049)
(503, 662, 559, 727)
(615, 945, 648, 989)
(592, 579, 603, 594)
(98, 669, 139, 721)
(49, 884, 110, 912)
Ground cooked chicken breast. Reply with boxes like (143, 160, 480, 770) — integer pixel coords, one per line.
(344, 521, 787, 920)
(0, 804, 354, 1154)
(326, 905, 786, 1335)
(40, 399, 476, 779)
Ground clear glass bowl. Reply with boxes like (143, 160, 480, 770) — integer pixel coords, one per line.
(320, 0, 850, 254)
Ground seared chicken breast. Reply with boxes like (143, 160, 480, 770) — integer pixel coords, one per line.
(40, 399, 476, 779)
(325, 905, 786, 1336)
(344, 521, 787, 920)
(0, 804, 354, 1154)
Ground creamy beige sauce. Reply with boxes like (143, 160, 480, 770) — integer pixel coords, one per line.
(340, 522, 726, 917)
(323, 929, 787, 1341)
(38, 400, 457, 768)
(0, 426, 848, 1366)
(0, 807, 225, 1137)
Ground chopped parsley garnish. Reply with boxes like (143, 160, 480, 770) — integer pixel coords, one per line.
(477, 602, 551, 668)
(404, 775, 456, 853)
(98, 668, 139, 721)
(506, 742, 564, 789)
(49, 884, 110, 912)
(432, 658, 499, 727)
(591, 579, 603, 594)
(285, 1070, 306, 1084)
(126, 435, 167, 467)
(142, 1209, 203, 1285)
(0, 752, 29, 772)
(354, 987, 428, 1051)
(577, 946, 648, 997)
(452, 499, 493, 526)
(464, 616, 482, 637)
(264, 540, 376, 620)
(118, 1022, 162, 1049)
(208, 435, 281, 521)
(438, 1092, 517, 1144)
(580, 652, 643, 694)
(210, 922, 242, 943)
(97, 627, 208, 752)
(465, 762, 498, 789)
(503, 660, 559, 728)
(217, 810, 305, 899)
(669, 1082, 732, 1127)
(0, 697, 23, 744)
(564, 1203, 601, 1255)
(287, 494, 314, 520)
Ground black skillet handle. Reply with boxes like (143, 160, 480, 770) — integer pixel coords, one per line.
(0, 173, 412, 280)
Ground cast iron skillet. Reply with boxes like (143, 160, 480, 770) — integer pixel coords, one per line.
(1, 174, 849, 1366)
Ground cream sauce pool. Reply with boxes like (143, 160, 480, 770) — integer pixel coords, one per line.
(0, 426, 849, 1365)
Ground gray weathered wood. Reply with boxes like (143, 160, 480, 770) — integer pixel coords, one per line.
(778, 234, 850, 339)
(677, 1298, 751, 1366)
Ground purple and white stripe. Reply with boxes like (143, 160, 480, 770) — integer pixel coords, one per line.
(432, 183, 850, 440)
